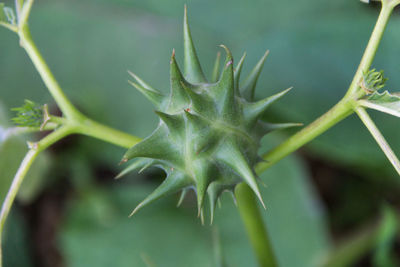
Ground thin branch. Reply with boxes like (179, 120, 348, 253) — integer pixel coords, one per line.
(0, 21, 18, 32)
(17, 0, 33, 28)
(0, 149, 38, 267)
(0, 125, 74, 266)
(356, 107, 400, 175)
(0, 123, 59, 141)
(257, 3, 397, 173)
(344, 2, 395, 98)
(15, 0, 24, 19)
(386, 0, 400, 8)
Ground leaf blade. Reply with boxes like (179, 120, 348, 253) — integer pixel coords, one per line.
(359, 90, 400, 118)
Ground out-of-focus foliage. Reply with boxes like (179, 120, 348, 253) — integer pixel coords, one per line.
(0, 0, 399, 175)
(2, 209, 33, 267)
(373, 206, 399, 267)
(60, 150, 329, 267)
(0, 0, 399, 266)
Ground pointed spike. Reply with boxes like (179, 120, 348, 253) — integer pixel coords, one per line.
(169, 50, 190, 110)
(115, 158, 150, 179)
(183, 5, 207, 83)
(128, 80, 165, 108)
(244, 87, 292, 123)
(197, 188, 206, 216)
(207, 183, 222, 225)
(209, 196, 216, 225)
(177, 188, 188, 207)
(180, 81, 206, 112)
(155, 111, 184, 132)
(255, 190, 266, 210)
(211, 51, 221, 83)
(128, 71, 159, 92)
(200, 208, 205, 225)
(258, 121, 303, 136)
(123, 127, 177, 162)
(138, 160, 154, 174)
(195, 172, 210, 217)
(184, 109, 208, 129)
(212, 45, 236, 121)
(234, 52, 246, 93)
(193, 159, 215, 216)
(219, 44, 233, 64)
(217, 141, 263, 208)
(241, 50, 270, 101)
(217, 198, 222, 209)
(129, 172, 190, 216)
(213, 45, 233, 91)
(228, 190, 238, 206)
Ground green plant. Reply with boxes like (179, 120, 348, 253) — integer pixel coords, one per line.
(1, 0, 400, 266)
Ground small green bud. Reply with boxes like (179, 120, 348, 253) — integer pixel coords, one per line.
(11, 100, 44, 127)
(361, 69, 387, 94)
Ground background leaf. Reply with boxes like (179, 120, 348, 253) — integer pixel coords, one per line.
(59, 150, 329, 267)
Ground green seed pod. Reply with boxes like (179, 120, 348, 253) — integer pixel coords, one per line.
(120, 7, 298, 221)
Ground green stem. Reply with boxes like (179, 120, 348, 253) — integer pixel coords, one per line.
(239, 3, 396, 265)
(323, 221, 381, 267)
(344, 1, 395, 97)
(72, 118, 141, 149)
(18, 27, 84, 121)
(0, 22, 18, 32)
(17, 20, 141, 149)
(0, 125, 73, 267)
(356, 107, 400, 175)
(256, 2, 395, 173)
(257, 99, 355, 173)
(236, 184, 277, 267)
(0, 2, 397, 267)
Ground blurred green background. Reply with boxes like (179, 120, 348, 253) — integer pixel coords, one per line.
(0, 0, 399, 266)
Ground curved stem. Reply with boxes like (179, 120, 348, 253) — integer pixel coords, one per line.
(236, 184, 277, 267)
(257, 2, 396, 173)
(257, 99, 355, 173)
(344, 1, 394, 98)
(0, 2, 397, 267)
(18, 26, 84, 121)
(0, 22, 18, 32)
(0, 125, 73, 266)
(72, 118, 141, 149)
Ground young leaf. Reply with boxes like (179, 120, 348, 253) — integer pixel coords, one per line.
(11, 100, 44, 127)
(0, 4, 16, 25)
(4, 7, 16, 25)
(358, 91, 400, 118)
(360, 69, 387, 94)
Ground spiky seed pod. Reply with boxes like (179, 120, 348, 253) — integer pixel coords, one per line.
(120, 7, 299, 221)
